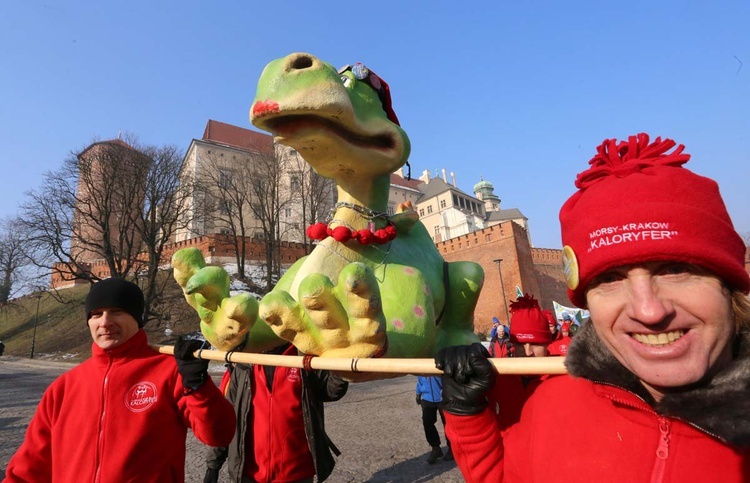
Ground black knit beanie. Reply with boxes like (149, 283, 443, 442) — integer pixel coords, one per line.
(85, 278, 144, 327)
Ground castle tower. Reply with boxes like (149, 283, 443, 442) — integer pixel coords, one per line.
(473, 177, 501, 212)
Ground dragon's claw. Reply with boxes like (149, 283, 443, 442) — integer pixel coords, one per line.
(257, 263, 386, 358)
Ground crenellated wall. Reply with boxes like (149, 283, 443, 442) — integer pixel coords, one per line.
(50, 234, 308, 290)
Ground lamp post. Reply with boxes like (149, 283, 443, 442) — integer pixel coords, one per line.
(493, 258, 510, 323)
(30, 292, 44, 359)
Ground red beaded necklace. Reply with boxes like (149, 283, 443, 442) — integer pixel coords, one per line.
(306, 202, 397, 245)
(306, 220, 397, 245)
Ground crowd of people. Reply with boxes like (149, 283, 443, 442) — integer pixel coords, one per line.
(5, 132, 749, 482)
(489, 298, 574, 359)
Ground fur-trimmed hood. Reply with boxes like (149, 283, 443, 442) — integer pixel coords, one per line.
(565, 322, 750, 446)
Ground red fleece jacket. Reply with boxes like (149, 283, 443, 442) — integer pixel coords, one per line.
(446, 375, 749, 482)
(5, 330, 236, 483)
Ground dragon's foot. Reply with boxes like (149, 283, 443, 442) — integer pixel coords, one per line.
(172, 247, 261, 351)
(259, 262, 387, 358)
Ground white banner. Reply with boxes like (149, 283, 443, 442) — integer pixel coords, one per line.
(552, 301, 589, 327)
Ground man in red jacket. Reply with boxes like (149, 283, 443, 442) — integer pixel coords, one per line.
(436, 133, 750, 482)
(547, 321, 573, 356)
(4, 278, 236, 482)
(202, 342, 349, 483)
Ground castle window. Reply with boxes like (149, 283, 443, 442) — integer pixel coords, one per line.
(440, 199, 446, 208)
(219, 169, 233, 189)
(427, 205, 433, 214)
(219, 199, 233, 215)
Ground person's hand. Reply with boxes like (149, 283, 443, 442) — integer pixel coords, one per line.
(416, 393, 422, 406)
(174, 336, 209, 390)
(435, 343, 496, 416)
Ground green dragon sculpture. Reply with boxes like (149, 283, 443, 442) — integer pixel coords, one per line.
(173, 52, 483, 380)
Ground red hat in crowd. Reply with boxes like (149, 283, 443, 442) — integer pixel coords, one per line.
(542, 310, 556, 328)
(559, 133, 750, 308)
(509, 294, 555, 345)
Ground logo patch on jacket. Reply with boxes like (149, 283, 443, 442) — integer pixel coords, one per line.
(125, 381, 158, 412)
(286, 367, 301, 382)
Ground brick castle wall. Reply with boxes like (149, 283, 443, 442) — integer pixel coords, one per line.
(51, 234, 308, 289)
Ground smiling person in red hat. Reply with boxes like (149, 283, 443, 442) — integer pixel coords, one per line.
(435, 133, 750, 482)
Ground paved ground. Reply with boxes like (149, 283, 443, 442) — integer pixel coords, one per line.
(0, 356, 464, 482)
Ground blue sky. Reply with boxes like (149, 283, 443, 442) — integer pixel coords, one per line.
(1, 1, 748, 249)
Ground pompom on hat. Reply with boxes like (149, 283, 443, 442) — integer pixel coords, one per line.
(509, 294, 554, 345)
(559, 133, 750, 308)
(85, 278, 145, 327)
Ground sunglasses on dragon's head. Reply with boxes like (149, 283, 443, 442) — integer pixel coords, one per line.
(338, 63, 387, 105)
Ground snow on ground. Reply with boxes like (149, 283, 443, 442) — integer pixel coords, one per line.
(34, 352, 81, 361)
(223, 262, 278, 300)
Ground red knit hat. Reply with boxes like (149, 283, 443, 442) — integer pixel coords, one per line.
(559, 133, 750, 308)
(542, 310, 556, 328)
(509, 294, 555, 345)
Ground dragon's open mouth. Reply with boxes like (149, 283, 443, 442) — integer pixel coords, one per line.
(264, 114, 395, 150)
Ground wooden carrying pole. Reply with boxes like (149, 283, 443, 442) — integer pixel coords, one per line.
(152, 345, 568, 375)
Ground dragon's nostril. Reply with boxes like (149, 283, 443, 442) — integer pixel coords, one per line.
(290, 55, 314, 70)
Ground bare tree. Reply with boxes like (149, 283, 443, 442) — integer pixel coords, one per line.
(247, 144, 296, 291)
(20, 135, 193, 324)
(0, 217, 33, 305)
(21, 136, 146, 284)
(287, 150, 336, 254)
(195, 148, 271, 281)
(128, 144, 191, 325)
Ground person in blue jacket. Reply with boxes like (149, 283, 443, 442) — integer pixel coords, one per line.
(416, 375, 452, 463)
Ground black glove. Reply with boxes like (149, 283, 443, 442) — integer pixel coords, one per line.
(174, 336, 209, 390)
(203, 467, 220, 483)
(435, 343, 496, 416)
(416, 393, 422, 406)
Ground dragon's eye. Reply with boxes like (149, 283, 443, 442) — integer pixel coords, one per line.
(340, 75, 352, 88)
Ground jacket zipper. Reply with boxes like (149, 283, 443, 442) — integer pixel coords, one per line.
(592, 380, 725, 442)
(650, 417, 670, 483)
(94, 355, 113, 483)
(594, 381, 676, 483)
